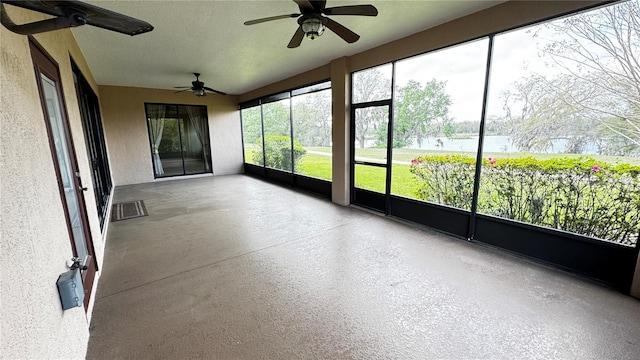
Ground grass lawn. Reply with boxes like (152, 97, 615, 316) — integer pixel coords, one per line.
(246, 145, 639, 204)
(296, 153, 332, 180)
(245, 148, 422, 199)
(299, 153, 419, 198)
(308, 146, 640, 165)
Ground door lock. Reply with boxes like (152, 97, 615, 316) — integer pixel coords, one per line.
(69, 257, 88, 271)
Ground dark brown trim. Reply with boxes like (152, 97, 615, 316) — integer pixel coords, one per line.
(71, 57, 112, 230)
(144, 103, 212, 178)
(29, 37, 96, 310)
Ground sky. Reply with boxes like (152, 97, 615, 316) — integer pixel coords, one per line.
(375, 15, 587, 122)
(390, 28, 566, 122)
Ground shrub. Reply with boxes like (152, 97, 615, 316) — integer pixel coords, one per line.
(410, 155, 640, 245)
(252, 135, 306, 171)
(410, 155, 476, 209)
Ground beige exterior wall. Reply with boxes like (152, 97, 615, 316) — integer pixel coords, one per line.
(330, 57, 351, 206)
(99, 86, 242, 186)
(1, 6, 106, 359)
(238, 65, 331, 103)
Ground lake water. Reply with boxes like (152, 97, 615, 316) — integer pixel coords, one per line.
(404, 135, 598, 154)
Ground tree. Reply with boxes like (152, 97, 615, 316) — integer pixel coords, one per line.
(253, 135, 306, 171)
(501, 74, 599, 153)
(390, 79, 452, 148)
(535, 0, 640, 153)
(292, 90, 332, 147)
(352, 68, 391, 148)
(262, 100, 290, 136)
(241, 106, 262, 144)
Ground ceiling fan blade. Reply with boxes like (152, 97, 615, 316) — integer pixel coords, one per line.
(174, 89, 191, 94)
(203, 87, 227, 96)
(244, 14, 299, 25)
(174, 86, 190, 89)
(2, 0, 153, 36)
(293, 0, 315, 13)
(287, 26, 305, 48)
(324, 5, 378, 16)
(325, 18, 359, 43)
(313, 0, 327, 11)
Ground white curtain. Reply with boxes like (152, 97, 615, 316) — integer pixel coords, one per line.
(185, 106, 211, 171)
(148, 105, 166, 175)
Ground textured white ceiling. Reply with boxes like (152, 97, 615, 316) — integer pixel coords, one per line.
(71, 1, 502, 95)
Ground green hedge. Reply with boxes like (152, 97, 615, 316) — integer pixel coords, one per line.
(410, 155, 640, 245)
(252, 135, 306, 171)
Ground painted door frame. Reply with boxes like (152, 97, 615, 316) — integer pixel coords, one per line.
(29, 38, 97, 310)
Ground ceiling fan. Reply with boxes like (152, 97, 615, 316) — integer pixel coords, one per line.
(174, 73, 226, 97)
(0, 0, 153, 36)
(244, 0, 378, 48)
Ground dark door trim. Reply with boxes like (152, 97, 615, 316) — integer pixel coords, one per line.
(350, 100, 392, 213)
(29, 38, 97, 310)
(71, 59, 112, 230)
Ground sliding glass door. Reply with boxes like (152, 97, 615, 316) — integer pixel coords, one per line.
(145, 103, 212, 178)
(72, 61, 112, 229)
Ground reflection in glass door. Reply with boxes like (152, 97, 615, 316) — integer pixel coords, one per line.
(351, 102, 392, 212)
(146, 104, 212, 178)
(42, 75, 90, 258)
(72, 62, 112, 229)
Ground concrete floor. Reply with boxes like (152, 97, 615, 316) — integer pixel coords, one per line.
(87, 175, 640, 360)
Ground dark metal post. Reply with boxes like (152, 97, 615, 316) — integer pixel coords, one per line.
(289, 94, 295, 174)
(467, 35, 495, 241)
(385, 62, 397, 215)
(259, 101, 266, 170)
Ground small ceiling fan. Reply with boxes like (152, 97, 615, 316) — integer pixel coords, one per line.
(174, 73, 226, 97)
(244, 0, 378, 48)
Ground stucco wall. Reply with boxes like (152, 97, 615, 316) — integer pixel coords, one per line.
(99, 86, 242, 186)
(1, 6, 106, 359)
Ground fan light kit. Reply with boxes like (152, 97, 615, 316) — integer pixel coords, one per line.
(174, 73, 226, 97)
(300, 16, 325, 39)
(244, 0, 377, 48)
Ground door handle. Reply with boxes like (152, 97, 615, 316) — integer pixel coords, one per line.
(75, 172, 87, 192)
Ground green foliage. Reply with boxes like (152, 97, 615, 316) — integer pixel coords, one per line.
(352, 71, 453, 149)
(252, 135, 306, 171)
(393, 79, 453, 148)
(410, 155, 476, 209)
(410, 155, 640, 245)
(241, 106, 262, 145)
(262, 101, 291, 136)
(292, 90, 332, 147)
(158, 120, 180, 153)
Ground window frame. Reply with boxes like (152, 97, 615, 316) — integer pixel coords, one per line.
(144, 103, 212, 178)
